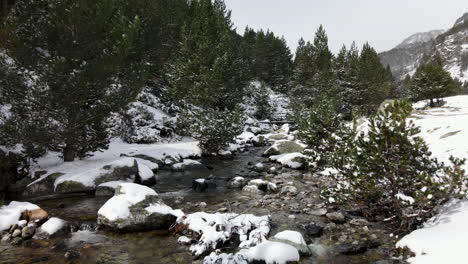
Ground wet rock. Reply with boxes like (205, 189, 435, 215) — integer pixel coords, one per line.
(254, 162, 265, 172)
(11, 236, 23, 245)
(191, 178, 216, 193)
(350, 218, 370, 226)
(336, 242, 368, 255)
(227, 177, 247, 189)
(21, 208, 49, 224)
(281, 185, 298, 196)
(21, 222, 37, 238)
(171, 159, 204, 172)
(65, 250, 81, 260)
(242, 185, 263, 194)
(300, 222, 324, 238)
(326, 212, 346, 224)
(11, 229, 21, 238)
(309, 208, 328, 216)
(1, 233, 11, 243)
(97, 183, 181, 232)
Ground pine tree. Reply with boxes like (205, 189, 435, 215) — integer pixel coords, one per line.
(168, 0, 246, 110)
(410, 56, 460, 107)
(3, 0, 145, 161)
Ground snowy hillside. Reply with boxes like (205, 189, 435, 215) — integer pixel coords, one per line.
(397, 95, 468, 263)
(396, 30, 445, 49)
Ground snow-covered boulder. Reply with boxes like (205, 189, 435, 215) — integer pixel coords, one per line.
(54, 158, 138, 193)
(271, 230, 311, 256)
(171, 159, 204, 172)
(227, 177, 248, 189)
(95, 181, 129, 196)
(270, 153, 307, 169)
(135, 159, 157, 186)
(97, 183, 183, 231)
(179, 212, 271, 256)
(264, 141, 305, 157)
(33, 217, 68, 239)
(0, 201, 40, 231)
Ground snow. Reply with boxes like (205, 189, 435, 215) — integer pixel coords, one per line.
(0, 201, 40, 231)
(29, 139, 201, 190)
(40, 217, 66, 235)
(179, 212, 270, 256)
(171, 159, 202, 170)
(396, 193, 415, 205)
(145, 204, 184, 219)
(137, 161, 154, 181)
(97, 183, 159, 221)
(246, 241, 300, 264)
(397, 200, 468, 264)
(273, 230, 307, 246)
(397, 96, 468, 263)
(269, 153, 306, 169)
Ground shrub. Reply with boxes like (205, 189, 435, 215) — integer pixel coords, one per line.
(325, 100, 468, 230)
(295, 95, 354, 170)
(177, 106, 245, 154)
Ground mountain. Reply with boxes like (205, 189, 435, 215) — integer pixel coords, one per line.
(380, 12, 468, 83)
(379, 30, 444, 80)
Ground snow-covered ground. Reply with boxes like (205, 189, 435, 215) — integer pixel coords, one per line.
(397, 96, 468, 263)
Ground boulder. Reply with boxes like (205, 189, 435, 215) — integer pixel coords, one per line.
(22, 172, 65, 198)
(271, 230, 311, 256)
(191, 178, 217, 193)
(326, 212, 346, 224)
(227, 177, 247, 189)
(21, 208, 49, 224)
(97, 183, 183, 232)
(95, 181, 128, 197)
(281, 186, 298, 196)
(55, 158, 138, 194)
(300, 222, 324, 238)
(264, 141, 305, 157)
(171, 159, 205, 172)
(33, 217, 68, 239)
(21, 222, 37, 238)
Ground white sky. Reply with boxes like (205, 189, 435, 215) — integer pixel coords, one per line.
(224, 0, 468, 53)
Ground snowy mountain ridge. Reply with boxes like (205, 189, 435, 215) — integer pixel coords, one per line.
(380, 12, 468, 82)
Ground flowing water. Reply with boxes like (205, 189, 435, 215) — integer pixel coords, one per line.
(0, 148, 395, 264)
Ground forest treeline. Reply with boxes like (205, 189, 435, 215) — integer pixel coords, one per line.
(0, 0, 460, 161)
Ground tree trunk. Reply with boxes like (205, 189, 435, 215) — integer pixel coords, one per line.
(63, 144, 76, 162)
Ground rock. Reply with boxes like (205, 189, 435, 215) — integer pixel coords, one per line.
(227, 177, 247, 189)
(198, 202, 207, 208)
(326, 212, 346, 224)
(1, 233, 11, 243)
(191, 178, 216, 193)
(281, 186, 298, 196)
(21, 209, 48, 224)
(288, 215, 296, 220)
(264, 141, 305, 157)
(55, 158, 139, 193)
(254, 163, 265, 172)
(64, 250, 81, 260)
(271, 230, 311, 256)
(300, 222, 324, 238)
(95, 181, 128, 197)
(171, 159, 204, 172)
(252, 135, 265, 146)
(11, 229, 21, 238)
(97, 183, 182, 232)
(33, 217, 68, 239)
(11, 236, 23, 246)
(135, 160, 157, 186)
(21, 222, 37, 238)
(349, 218, 370, 226)
(309, 208, 327, 216)
(242, 185, 262, 194)
(267, 182, 278, 193)
(21, 172, 64, 198)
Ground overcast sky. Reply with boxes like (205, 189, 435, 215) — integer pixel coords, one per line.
(224, 0, 468, 53)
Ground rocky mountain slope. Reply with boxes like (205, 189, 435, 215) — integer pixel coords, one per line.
(380, 12, 468, 83)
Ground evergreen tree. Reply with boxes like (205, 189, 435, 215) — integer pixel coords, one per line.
(410, 56, 461, 107)
(358, 43, 394, 115)
(168, 0, 246, 110)
(2, 0, 145, 161)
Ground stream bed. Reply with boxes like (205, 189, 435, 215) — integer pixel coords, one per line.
(0, 147, 400, 264)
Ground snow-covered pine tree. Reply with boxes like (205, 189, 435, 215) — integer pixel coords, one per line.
(3, 0, 145, 161)
(410, 56, 460, 107)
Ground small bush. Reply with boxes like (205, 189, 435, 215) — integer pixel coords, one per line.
(177, 106, 245, 154)
(325, 100, 468, 230)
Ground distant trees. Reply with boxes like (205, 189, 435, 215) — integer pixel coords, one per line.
(409, 56, 461, 106)
(291, 25, 395, 120)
